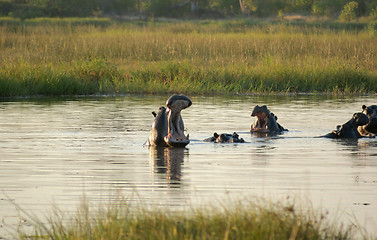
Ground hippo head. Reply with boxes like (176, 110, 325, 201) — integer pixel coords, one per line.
(203, 132, 245, 143)
(214, 132, 244, 143)
(362, 105, 377, 134)
(147, 94, 192, 147)
(333, 112, 370, 138)
(250, 105, 286, 133)
(164, 94, 192, 147)
(251, 105, 271, 132)
(353, 112, 370, 127)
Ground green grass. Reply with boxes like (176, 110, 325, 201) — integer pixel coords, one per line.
(0, 18, 376, 97)
(17, 198, 363, 240)
(0, 17, 112, 26)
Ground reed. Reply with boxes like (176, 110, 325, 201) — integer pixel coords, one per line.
(17, 198, 359, 240)
(0, 18, 376, 96)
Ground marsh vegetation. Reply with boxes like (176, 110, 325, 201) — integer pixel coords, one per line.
(17, 198, 360, 240)
(0, 18, 376, 97)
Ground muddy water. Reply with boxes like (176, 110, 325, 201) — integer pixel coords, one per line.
(1, 95, 377, 237)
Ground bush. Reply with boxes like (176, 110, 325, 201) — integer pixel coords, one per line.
(369, 7, 377, 20)
(0, 1, 15, 16)
(312, 2, 329, 17)
(8, 5, 44, 20)
(339, 1, 358, 22)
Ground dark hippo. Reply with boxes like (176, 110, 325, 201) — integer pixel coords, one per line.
(358, 105, 377, 135)
(147, 94, 192, 147)
(204, 132, 245, 143)
(250, 105, 287, 134)
(323, 112, 372, 138)
(148, 106, 168, 146)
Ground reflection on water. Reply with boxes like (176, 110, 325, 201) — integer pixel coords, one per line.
(149, 147, 186, 183)
(1, 94, 377, 237)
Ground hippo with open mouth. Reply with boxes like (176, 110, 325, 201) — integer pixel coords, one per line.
(324, 112, 372, 138)
(250, 105, 287, 134)
(358, 105, 377, 135)
(147, 94, 192, 147)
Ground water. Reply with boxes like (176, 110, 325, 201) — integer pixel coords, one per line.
(1, 95, 377, 237)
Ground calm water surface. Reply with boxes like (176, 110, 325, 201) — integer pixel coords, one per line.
(1, 95, 377, 237)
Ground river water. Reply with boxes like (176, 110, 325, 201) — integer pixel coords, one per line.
(1, 94, 377, 237)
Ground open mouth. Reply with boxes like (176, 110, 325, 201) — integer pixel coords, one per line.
(164, 98, 191, 147)
(364, 117, 377, 133)
(251, 112, 270, 132)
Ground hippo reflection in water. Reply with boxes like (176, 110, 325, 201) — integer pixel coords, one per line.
(149, 147, 184, 181)
(358, 105, 377, 136)
(204, 132, 245, 143)
(323, 112, 374, 138)
(147, 94, 192, 147)
(250, 105, 287, 134)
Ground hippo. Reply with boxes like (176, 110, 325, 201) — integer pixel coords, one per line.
(323, 112, 372, 138)
(250, 105, 287, 134)
(147, 94, 192, 147)
(204, 132, 245, 143)
(358, 105, 377, 135)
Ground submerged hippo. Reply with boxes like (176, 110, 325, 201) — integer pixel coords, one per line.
(358, 105, 377, 135)
(323, 112, 372, 138)
(147, 94, 192, 147)
(204, 132, 245, 143)
(250, 105, 287, 134)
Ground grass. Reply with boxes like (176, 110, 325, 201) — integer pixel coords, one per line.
(16, 197, 364, 240)
(0, 17, 112, 26)
(0, 18, 376, 97)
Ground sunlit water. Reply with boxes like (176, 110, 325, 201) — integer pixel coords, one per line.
(1, 95, 377, 237)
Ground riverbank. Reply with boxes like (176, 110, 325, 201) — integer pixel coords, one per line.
(0, 18, 376, 97)
(16, 198, 363, 240)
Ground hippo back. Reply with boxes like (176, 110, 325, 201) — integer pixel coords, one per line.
(148, 107, 168, 146)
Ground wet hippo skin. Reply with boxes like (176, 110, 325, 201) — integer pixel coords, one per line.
(147, 94, 192, 147)
(324, 112, 372, 138)
(204, 132, 245, 143)
(358, 105, 377, 135)
(250, 105, 287, 134)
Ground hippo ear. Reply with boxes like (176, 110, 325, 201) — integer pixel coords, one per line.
(152, 111, 157, 117)
(214, 132, 219, 138)
(362, 105, 367, 110)
(275, 116, 278, 120)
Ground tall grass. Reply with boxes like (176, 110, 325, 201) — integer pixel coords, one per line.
(17, 198, 360, 240)
(0, 18, 376, 96)
(0, 17, 112, 26)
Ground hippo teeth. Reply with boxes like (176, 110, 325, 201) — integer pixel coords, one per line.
(169, 134, 189, 141)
